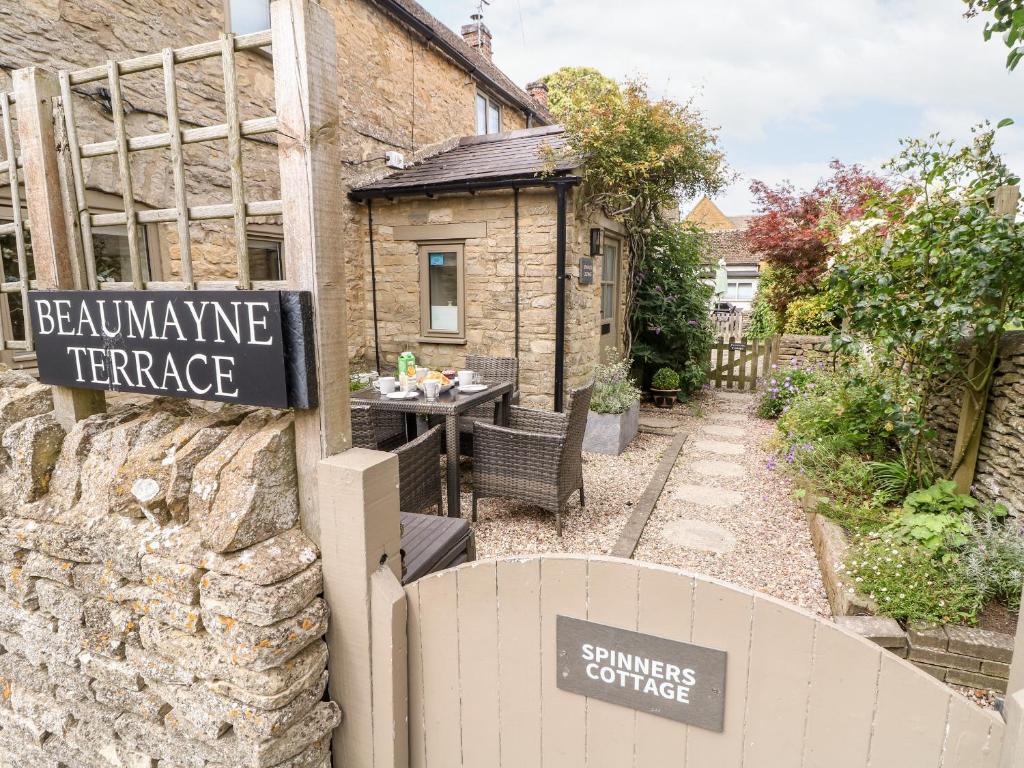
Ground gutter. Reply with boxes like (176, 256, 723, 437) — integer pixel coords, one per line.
(554, 183, 568, 412)
(349, 174, 580, 201)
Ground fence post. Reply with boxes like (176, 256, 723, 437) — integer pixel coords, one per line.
(12, 66, 105, 427)
(271, 0, 351, 543)
(950, 184, 1019, 493)
(318, 449, 407, 768)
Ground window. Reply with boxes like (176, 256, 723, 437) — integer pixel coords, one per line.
(726, 281, 754, 301)
(419, 243, 464, 339)
(475, 93, 501, 135)
(247, 237, 284, 281)
(226, 0, 271, 34)
(601, 238, 620, 323)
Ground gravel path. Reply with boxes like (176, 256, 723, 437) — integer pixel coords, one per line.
(633, 389, 830, 616)
(469, 390, 830, 618)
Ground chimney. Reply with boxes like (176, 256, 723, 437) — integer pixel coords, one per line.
(527, 80, 548, 110)
(461, 14, 493, 60)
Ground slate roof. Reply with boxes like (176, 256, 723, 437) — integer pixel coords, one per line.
(369, 0, 553, 125)
(351, 126, 579, 197)
(705, 230, 759, 266)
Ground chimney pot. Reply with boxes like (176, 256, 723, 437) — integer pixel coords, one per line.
(527, 80, 549, 110)
(461, 18, 493, 60)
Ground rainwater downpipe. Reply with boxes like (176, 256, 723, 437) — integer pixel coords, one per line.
(367, 201, 382, 374)
(514, 187, 521, 387)
(554, 182, 568, 412)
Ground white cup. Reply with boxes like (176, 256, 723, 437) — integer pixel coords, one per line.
(424, 380, 441, 401)
(458, 370, 474, 386)
(415, 366, 429, 380)
(375, 376, 397, 394)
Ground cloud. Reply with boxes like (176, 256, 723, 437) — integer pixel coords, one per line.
(426, 0, 1022, 212)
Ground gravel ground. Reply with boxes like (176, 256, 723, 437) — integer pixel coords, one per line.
(632, 389, 831, 617)
(466, 388, 830, 618)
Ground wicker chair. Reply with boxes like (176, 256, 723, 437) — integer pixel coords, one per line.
(394, 426, 444, 516)
(471, 382, 593, 535)
(350, 403, 405, 451)
(458, 355, 519, 454)
(351, 405, 443, 515)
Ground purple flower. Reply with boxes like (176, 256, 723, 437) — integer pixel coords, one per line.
(687, 319, 698, 326)
(766, 458, 777, 471)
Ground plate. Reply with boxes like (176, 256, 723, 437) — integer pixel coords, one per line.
(458, 384, 488, 393)
(385, 391, 419, 400)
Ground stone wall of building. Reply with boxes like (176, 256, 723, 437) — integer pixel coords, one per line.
(364, 188, 625, 409)
(1, 0, 537, 364)
(0, 371, 337, 767)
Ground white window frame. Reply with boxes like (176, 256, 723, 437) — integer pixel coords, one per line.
(475, 92, 502, 136)
(224, 0, 271, 35)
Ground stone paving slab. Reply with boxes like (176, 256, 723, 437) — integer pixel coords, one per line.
(660, 519, 737, 554)
(691, 440, 746, 456)
(708, 412, 748, 423)
(671, 484, 745, 508)
(688, 459, 746, 478)
(700, 424, 745, 439)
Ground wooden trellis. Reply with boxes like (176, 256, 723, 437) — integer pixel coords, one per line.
(0, 91, 34, 352)
(57, 29, 283, 291)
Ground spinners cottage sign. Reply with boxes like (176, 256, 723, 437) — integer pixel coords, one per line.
(556, 615, 727, 731)
(28, 290, 316, 409)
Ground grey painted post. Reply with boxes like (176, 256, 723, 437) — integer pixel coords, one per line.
(1001, 584, 1024, 767)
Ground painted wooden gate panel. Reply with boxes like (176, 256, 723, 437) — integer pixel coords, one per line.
(405, 555, 1005, 768)
(710, 335, 776, 390)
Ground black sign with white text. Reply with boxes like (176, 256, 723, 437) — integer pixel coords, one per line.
(556, 615, 727, 731)
(28, 290, 317, 409)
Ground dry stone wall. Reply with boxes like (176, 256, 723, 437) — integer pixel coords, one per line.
(775, 334, 833, 368)
(0, 371, 338, 767)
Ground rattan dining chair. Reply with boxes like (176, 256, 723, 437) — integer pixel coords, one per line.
(471, 382, 593, 535)
(458, 355, 519, 454)
(351, 405, 444, 515)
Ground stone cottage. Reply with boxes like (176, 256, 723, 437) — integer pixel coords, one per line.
(0, 0, 627, 408)
(685, 196, 761, 310)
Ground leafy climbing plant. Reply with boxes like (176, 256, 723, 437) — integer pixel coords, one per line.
(964, 0, 1024, 70)
(829, 126, 1024, 480)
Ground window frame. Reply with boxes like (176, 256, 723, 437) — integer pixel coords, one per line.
(418, 241, 466, 342)
(475, 92, 502, 136)
(600, 234, 621, 324)
(224, 0, 271, 35)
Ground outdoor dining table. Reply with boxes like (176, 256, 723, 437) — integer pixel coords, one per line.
(350, 380, 514, 518)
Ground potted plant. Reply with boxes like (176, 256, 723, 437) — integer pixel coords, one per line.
(650, 368, 680, 408)
(583, 357, 642, 455)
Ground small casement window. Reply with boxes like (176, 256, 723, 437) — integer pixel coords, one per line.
(419, 243, 465, 339)
(225, 0, 271, 34)
(601, 237, 620, 323)
(475, 93, 501, 135)
(247, 233, 285, 281)
(726, 281, 754, 301)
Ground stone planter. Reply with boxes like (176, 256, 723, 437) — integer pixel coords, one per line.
(650, 389, 678, 409)
(583, 402, 640, 455)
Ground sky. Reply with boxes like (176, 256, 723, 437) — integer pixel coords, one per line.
(420, 0, 1023, 215)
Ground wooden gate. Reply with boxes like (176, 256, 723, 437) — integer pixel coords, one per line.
(402, 555, 1018, 768)
(710, 335, 776, 391)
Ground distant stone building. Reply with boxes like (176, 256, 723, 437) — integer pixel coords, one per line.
(0, 0, 627, 408)
(685, 196, 761, 309)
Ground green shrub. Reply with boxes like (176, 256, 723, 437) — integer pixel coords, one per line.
(590, 357, 642, 414)
(962, 509, 1024, 612)
(651, 368, 680, 390)
(782, 293, 834, 335)
(885, 480, 977, 561)
(845, 534, 980, 623)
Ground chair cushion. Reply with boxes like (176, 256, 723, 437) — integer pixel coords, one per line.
(400, 512, 472, 584)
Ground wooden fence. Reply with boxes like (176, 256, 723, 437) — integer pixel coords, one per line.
(709, 335, 776, 391)
(710, 309, 749, 338)
(402, 555, 1017, 768)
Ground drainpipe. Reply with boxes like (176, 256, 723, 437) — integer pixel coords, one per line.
(554, 183, 568, 412)
(514, 187, 520, 387)
(367, 201, 382, 374)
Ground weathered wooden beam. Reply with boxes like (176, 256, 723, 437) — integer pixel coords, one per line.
(13, 66, 105, 427)
(272, 0, 351, 543)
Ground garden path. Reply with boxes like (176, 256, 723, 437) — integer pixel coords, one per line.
(634, 388, 832, 617)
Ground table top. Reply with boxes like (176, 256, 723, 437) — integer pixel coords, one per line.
(351, 380, 513, 416)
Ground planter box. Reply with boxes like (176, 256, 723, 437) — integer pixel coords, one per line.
(583, 402, 639, 456)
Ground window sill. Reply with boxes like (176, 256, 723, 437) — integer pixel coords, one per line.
(416, 336, 467, 346)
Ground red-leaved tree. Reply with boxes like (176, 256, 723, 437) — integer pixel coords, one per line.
(745, 160, 889, 312)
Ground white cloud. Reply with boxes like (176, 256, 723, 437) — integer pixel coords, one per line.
(429, 0, 1022, 213)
